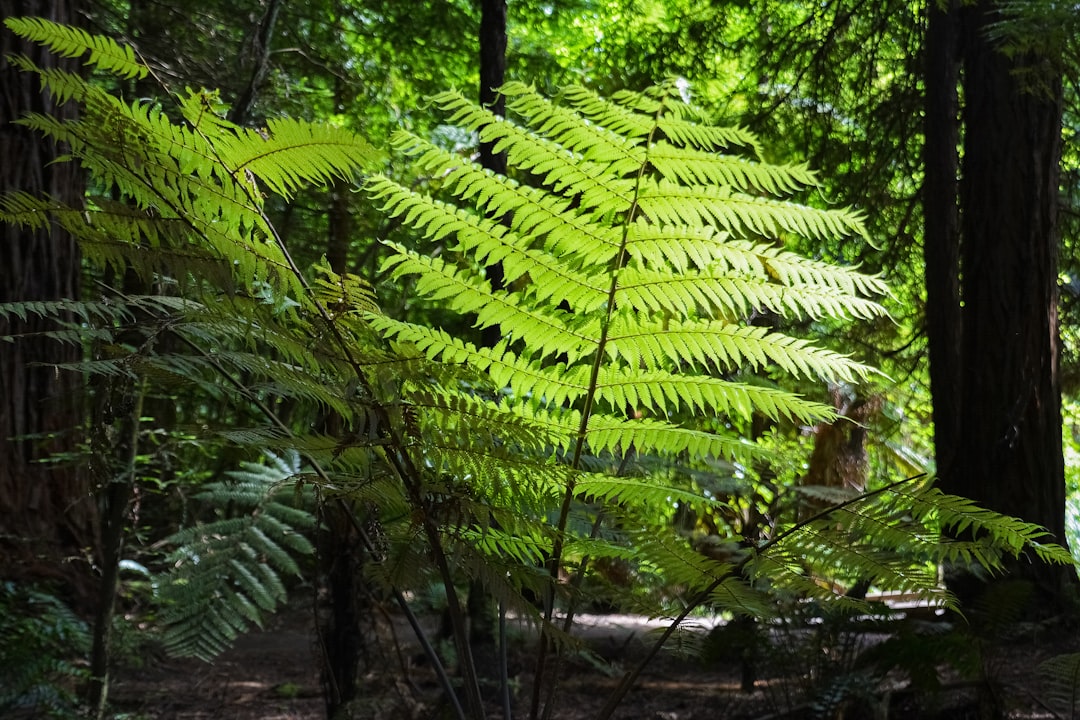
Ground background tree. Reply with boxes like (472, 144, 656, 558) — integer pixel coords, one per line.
(0, 0, 94, 598)
(927, 0, 1075, 607)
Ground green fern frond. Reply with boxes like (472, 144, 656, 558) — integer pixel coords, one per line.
(1038, 652, 1080, 717)
(637, 182, 867, 242)
(157, 452, 314, 661)
(606, 318, 873, 381)
(4, 16, 147, 80)
(648, 141, 814, 195)
(216, 116, 379, 200)
(367, 84, 895, 629)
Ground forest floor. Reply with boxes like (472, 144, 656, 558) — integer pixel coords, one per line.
(108, 595, 1079, 720)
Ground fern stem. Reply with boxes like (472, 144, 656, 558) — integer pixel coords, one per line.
(499, 601, 512, 720)
(532, 109, 661, 720)
(167, 326, 482, 719)
(87, 378, 146, 720)
(395, 585, 469, 720)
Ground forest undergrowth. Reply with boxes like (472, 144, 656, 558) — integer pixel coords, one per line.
(104, 594, 1078, 720)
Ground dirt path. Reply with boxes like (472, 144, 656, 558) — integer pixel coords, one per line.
(108, 601, 1077, 720)
(110, 607, 324, 720)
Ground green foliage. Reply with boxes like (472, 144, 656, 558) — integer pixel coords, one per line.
(1040, 652, 1080, 718)
(369, 82, 886, 458)
(0, 583, 90, 719)
(3, 18, 1077, 719)
(5, 16, 147, 80)
(1, 17, 378, 304)
(157, 451, 315, 661)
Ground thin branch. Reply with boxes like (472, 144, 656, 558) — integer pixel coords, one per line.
(591, 473, 928, 720)
(228, 0, 284, 125)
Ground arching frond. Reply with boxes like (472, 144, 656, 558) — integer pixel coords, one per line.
(4, 17, 147, 80)
(156, 454, 315, 661)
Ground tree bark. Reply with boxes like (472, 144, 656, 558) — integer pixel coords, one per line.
(949, 0, 1073, 605)
(0, 0, 93, 599)
(922, 0, 962, 486)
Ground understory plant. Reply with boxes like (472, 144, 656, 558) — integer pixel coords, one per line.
(0, 582, 90, 719)
(1, 18, 1075, 720)
(156, 450, 315, 661)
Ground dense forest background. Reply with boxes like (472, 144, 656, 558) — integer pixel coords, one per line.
(3, 0, 1080, 718)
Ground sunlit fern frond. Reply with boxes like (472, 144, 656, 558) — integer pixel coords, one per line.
(370, 81, 883, 459)
(3, 22, 379, 307)
(4, 16, 147, 80)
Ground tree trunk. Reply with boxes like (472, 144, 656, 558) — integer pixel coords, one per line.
(0, 0, 93, 599)
(949, 0, 1073, 606)
(319, 179, 367, 718)
(922, 0, 962, 486)
(472, 0, 508, 673)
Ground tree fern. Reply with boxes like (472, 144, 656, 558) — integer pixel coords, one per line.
(3, 20, 1077, 720)
(366, 80, 884, 558)
(364, 80, 1077, 719)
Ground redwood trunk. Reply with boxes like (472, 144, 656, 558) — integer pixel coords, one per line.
(951, 1, 1072, 602)
(922, 0, 962, 485)
(0, 0, 92, 596)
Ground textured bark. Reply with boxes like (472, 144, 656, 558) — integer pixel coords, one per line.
(922, 0, 962, 486)
(0, 0, 93, 595)
(949, 1, 1072, 604)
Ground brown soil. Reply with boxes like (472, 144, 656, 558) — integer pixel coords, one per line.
(108, 601, 1078, 720)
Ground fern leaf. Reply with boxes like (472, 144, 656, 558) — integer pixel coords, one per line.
(156, 454, 314, 660)
(218, 117, 380, 200)
(4, 17, 147, 80)
(1039, 653, 1080, 717)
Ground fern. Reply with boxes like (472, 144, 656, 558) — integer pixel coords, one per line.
(366, 81, 884, 562)
(1040, 652, 1080, 718)
(0, 583, 90, 718)
(4, 16, 147, 81)
(156, 451, 315, 661)
(4, 21, 1077, 720)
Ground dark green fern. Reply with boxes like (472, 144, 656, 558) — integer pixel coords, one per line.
(0, 583, 90, 719)
(157, 451, 315, 661)
(1040, 652, 1080, 719)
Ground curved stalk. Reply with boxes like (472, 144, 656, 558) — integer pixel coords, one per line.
(530, 112, 662, 720)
